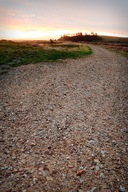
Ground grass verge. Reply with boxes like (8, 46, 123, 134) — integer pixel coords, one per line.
(0, 40, 92, 67)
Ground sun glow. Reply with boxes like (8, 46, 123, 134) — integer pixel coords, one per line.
(0, 27, 127, 40)
(0, 29, 51, 40)
(0, 27, 71, 40)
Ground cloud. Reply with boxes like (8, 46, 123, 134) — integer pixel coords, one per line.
(21, 14, 35, 18)
(8, 13, 15, 16)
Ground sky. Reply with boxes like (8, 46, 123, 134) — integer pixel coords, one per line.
(0, 0, 128, 40)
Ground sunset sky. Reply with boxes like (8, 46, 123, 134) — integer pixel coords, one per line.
(0, 0, 128, 40)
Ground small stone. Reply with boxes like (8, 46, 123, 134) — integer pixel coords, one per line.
(89, 140, 95, 144)
(14, 168, 17, 172)
(19, 168, 24, 172)
(33, 177, 37, 184)
(95, 166, 100, 171)
(79, 178, 84, 184)
(119, 185, 125, 192)
(101, 150, 105, 155)
(94, 159, 100, 164)
(31, 142, 36, 146)
(87, 157, 91, 161)
(68, 164, 74, 168)
(42, 170, 47, 176)
(91, 187, 97, 192)
(99, 173, 105, 178)
(100, 164, 103, 168)
(12, 156, 16, 160)
(20, 149, 24, 152)
(79, 167, 84, 170)
(45, 150, 53, 155)
(46, 176, 53, 181)
(94, 171, 99, 176)
(23, 174, 27, 178)
(76, 170, 84, 176)
(91, 166, 95, 170)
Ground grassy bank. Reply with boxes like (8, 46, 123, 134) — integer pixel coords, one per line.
(0, 40, 92, 68)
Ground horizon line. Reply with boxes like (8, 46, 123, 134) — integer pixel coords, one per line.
(1, 34, 128, 41)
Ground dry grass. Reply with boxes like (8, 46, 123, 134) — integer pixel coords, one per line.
(88, 42, 128, 58)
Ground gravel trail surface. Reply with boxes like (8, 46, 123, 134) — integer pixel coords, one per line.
(0, 45, 128, 192)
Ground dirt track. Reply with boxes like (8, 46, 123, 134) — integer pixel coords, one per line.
(0, 45, 128, 192)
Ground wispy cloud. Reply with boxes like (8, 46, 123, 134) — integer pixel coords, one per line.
(21, 14, 35, 18)
(8, 13, 15, 16)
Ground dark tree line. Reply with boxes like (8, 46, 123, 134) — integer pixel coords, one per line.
(59, 32, 102, 42)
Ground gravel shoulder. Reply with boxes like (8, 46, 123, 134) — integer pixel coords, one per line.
(0, 45, 128, 192)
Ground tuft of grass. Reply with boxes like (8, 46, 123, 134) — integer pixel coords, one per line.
(0, 40, 92, 67)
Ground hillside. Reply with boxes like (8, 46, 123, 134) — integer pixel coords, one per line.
(59, 34, 102, 42)
(58, 34, 128, 44)
(100, 36, 128, 43)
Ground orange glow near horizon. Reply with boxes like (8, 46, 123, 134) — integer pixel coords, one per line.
(0, 28, 128, 40)
(0, 28, 73, 40)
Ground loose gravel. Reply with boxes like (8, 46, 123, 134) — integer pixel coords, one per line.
(0, 45, 128, 192)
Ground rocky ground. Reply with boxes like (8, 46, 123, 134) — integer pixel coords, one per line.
(0, 45, 128, 192)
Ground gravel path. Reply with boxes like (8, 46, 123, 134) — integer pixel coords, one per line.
(0, 45, 128, 192)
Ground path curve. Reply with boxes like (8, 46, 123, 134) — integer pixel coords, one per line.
(0, 45, 128, 192)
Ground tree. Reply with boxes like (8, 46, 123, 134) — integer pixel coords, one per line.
(76, 32, 82, 36)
